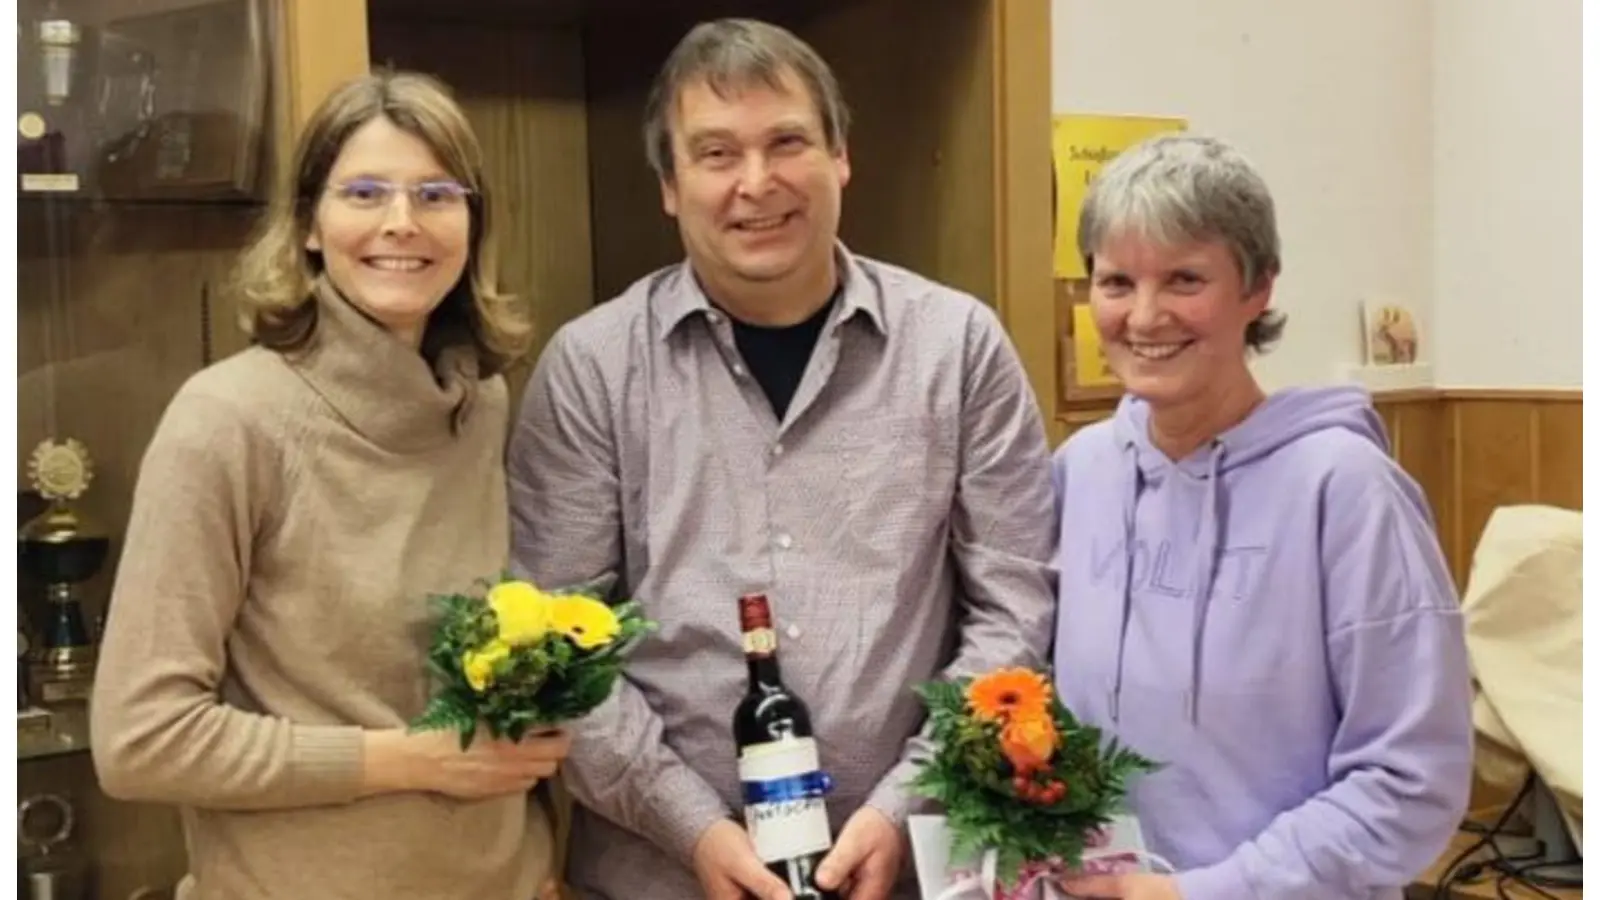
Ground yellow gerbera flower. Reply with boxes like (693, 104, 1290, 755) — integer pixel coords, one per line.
(488, 580, 553, 647)
(548, 594, 622, 650)
(462, 638, 512, 693)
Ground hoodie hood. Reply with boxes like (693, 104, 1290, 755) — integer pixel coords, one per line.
(1111, 384, 1391, 476)
(1103, 385, 1390, 722)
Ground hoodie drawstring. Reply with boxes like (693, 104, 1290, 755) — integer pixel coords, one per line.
(1109, 455, 1142, 725)
(1109, 442, 1227, 726)
(1186, 445, 1225, 722)
(1100, 387, 1385, 728)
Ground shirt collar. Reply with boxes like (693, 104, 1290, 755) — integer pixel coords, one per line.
(654, 242, 886, 339)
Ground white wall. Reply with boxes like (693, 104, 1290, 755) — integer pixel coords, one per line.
(1052, 0, 1583, 390)
(1432, 0, 1582, 388)
(1052, 0, 1435, 390)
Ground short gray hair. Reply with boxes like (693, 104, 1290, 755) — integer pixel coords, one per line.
(642, 18, 851, 180)
(1078, 133, 1286, 352)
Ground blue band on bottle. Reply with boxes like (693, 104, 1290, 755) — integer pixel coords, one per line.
(741, 770, 835, 805)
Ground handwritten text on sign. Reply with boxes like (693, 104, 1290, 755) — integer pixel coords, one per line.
(1052, 113, 1188, 279)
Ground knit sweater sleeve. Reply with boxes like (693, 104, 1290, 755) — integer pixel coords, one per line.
(90, 383, 365, 811)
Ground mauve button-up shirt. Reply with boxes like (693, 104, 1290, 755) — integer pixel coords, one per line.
(508, 247, 1057, 900)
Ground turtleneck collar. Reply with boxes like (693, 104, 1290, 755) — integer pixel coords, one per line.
(286, 277, 483, 454)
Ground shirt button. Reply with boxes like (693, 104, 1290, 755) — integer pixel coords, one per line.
(732, 363, 747, 377)
(786, 624, 801, 640)
(772, 443, 784, 457)
(775, 533, 793, 550)
(707, 312, 723, 325)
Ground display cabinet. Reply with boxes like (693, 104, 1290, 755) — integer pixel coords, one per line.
(16, 1, 363, 897)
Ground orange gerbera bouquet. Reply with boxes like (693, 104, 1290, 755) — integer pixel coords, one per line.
(911, 666, 1158, 893)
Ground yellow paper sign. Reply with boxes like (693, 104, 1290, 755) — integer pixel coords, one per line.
(1053, 113, 1188, 278)
(1071, 303, 1119, 388)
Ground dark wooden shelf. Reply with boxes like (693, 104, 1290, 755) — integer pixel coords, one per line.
(19, 707, 93, 762)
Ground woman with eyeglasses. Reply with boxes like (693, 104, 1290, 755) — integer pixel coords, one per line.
(90, 71, 569, 900)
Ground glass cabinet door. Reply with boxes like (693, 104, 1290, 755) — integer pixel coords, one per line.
(18, 1, 277, 897)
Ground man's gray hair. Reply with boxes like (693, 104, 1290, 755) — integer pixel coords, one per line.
(642, 18, 851, 180)
(1078, 133, 1286, 352)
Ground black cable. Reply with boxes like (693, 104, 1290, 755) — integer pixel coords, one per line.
(1494, 868, 1564, 900)
(1432, 775, 1533, 900)
(1435, 771, 1581, 899)
(1502, 859, 1583, 890)
(1478, 780, 1581, 897)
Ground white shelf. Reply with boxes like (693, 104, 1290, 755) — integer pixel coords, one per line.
(1339, 362, 1435, 393)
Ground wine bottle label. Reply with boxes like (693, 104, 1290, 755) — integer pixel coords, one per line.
(741, 626, 777, 656)
(738, 737, 834, 864)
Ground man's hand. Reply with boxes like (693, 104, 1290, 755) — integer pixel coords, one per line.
(1058, 872, 1182, 900)
(814, 806, 904, 899)
(691, 818, 793, 900)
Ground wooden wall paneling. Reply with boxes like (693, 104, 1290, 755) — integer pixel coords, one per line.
(1451, 399, 1539, 588)
(581, 20, 688, 306)
(367, 18, 595, 406)
(804, 0, 997, 303)
(1530, 398, 1583, 509)
(1445, 393, 1582, 588)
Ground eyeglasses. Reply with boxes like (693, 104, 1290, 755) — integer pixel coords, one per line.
(326, 177, 474, 213)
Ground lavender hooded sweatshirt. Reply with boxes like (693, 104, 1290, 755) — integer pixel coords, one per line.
(1050, 386, 1474, 900)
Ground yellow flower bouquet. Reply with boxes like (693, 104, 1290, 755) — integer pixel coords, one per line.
(410, 573, 655, 748)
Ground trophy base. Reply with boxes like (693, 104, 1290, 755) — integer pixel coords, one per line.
(30, 645, 96, 705)
(32, 677, 92, 705)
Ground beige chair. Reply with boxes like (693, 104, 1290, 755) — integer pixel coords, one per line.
(1459, 504, 1581, 868)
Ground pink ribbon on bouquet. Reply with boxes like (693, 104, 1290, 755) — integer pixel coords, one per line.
(994, 859, 1067, 900)
(937, 828, 1176, 900)
(993, 827, 1112, 900)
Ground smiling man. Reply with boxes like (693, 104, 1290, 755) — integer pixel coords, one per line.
(506, 17, 1057, 900)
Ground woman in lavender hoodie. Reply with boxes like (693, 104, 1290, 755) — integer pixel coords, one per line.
(1051, 134, 1474, 900)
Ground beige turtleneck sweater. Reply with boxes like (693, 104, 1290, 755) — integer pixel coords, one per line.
(89, 281, 552, 900)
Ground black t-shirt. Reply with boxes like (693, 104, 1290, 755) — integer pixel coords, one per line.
(726, 292, 839, 422)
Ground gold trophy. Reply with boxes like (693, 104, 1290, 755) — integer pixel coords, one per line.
(20, 439, 108, 707)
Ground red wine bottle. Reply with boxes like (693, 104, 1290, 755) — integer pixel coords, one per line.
(733, 594, 840, 900)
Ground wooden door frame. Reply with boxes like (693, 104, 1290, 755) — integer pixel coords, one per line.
(989, 0, 1061, 446)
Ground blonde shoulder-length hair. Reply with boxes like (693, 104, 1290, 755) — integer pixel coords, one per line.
(232, 69, 529, 374)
